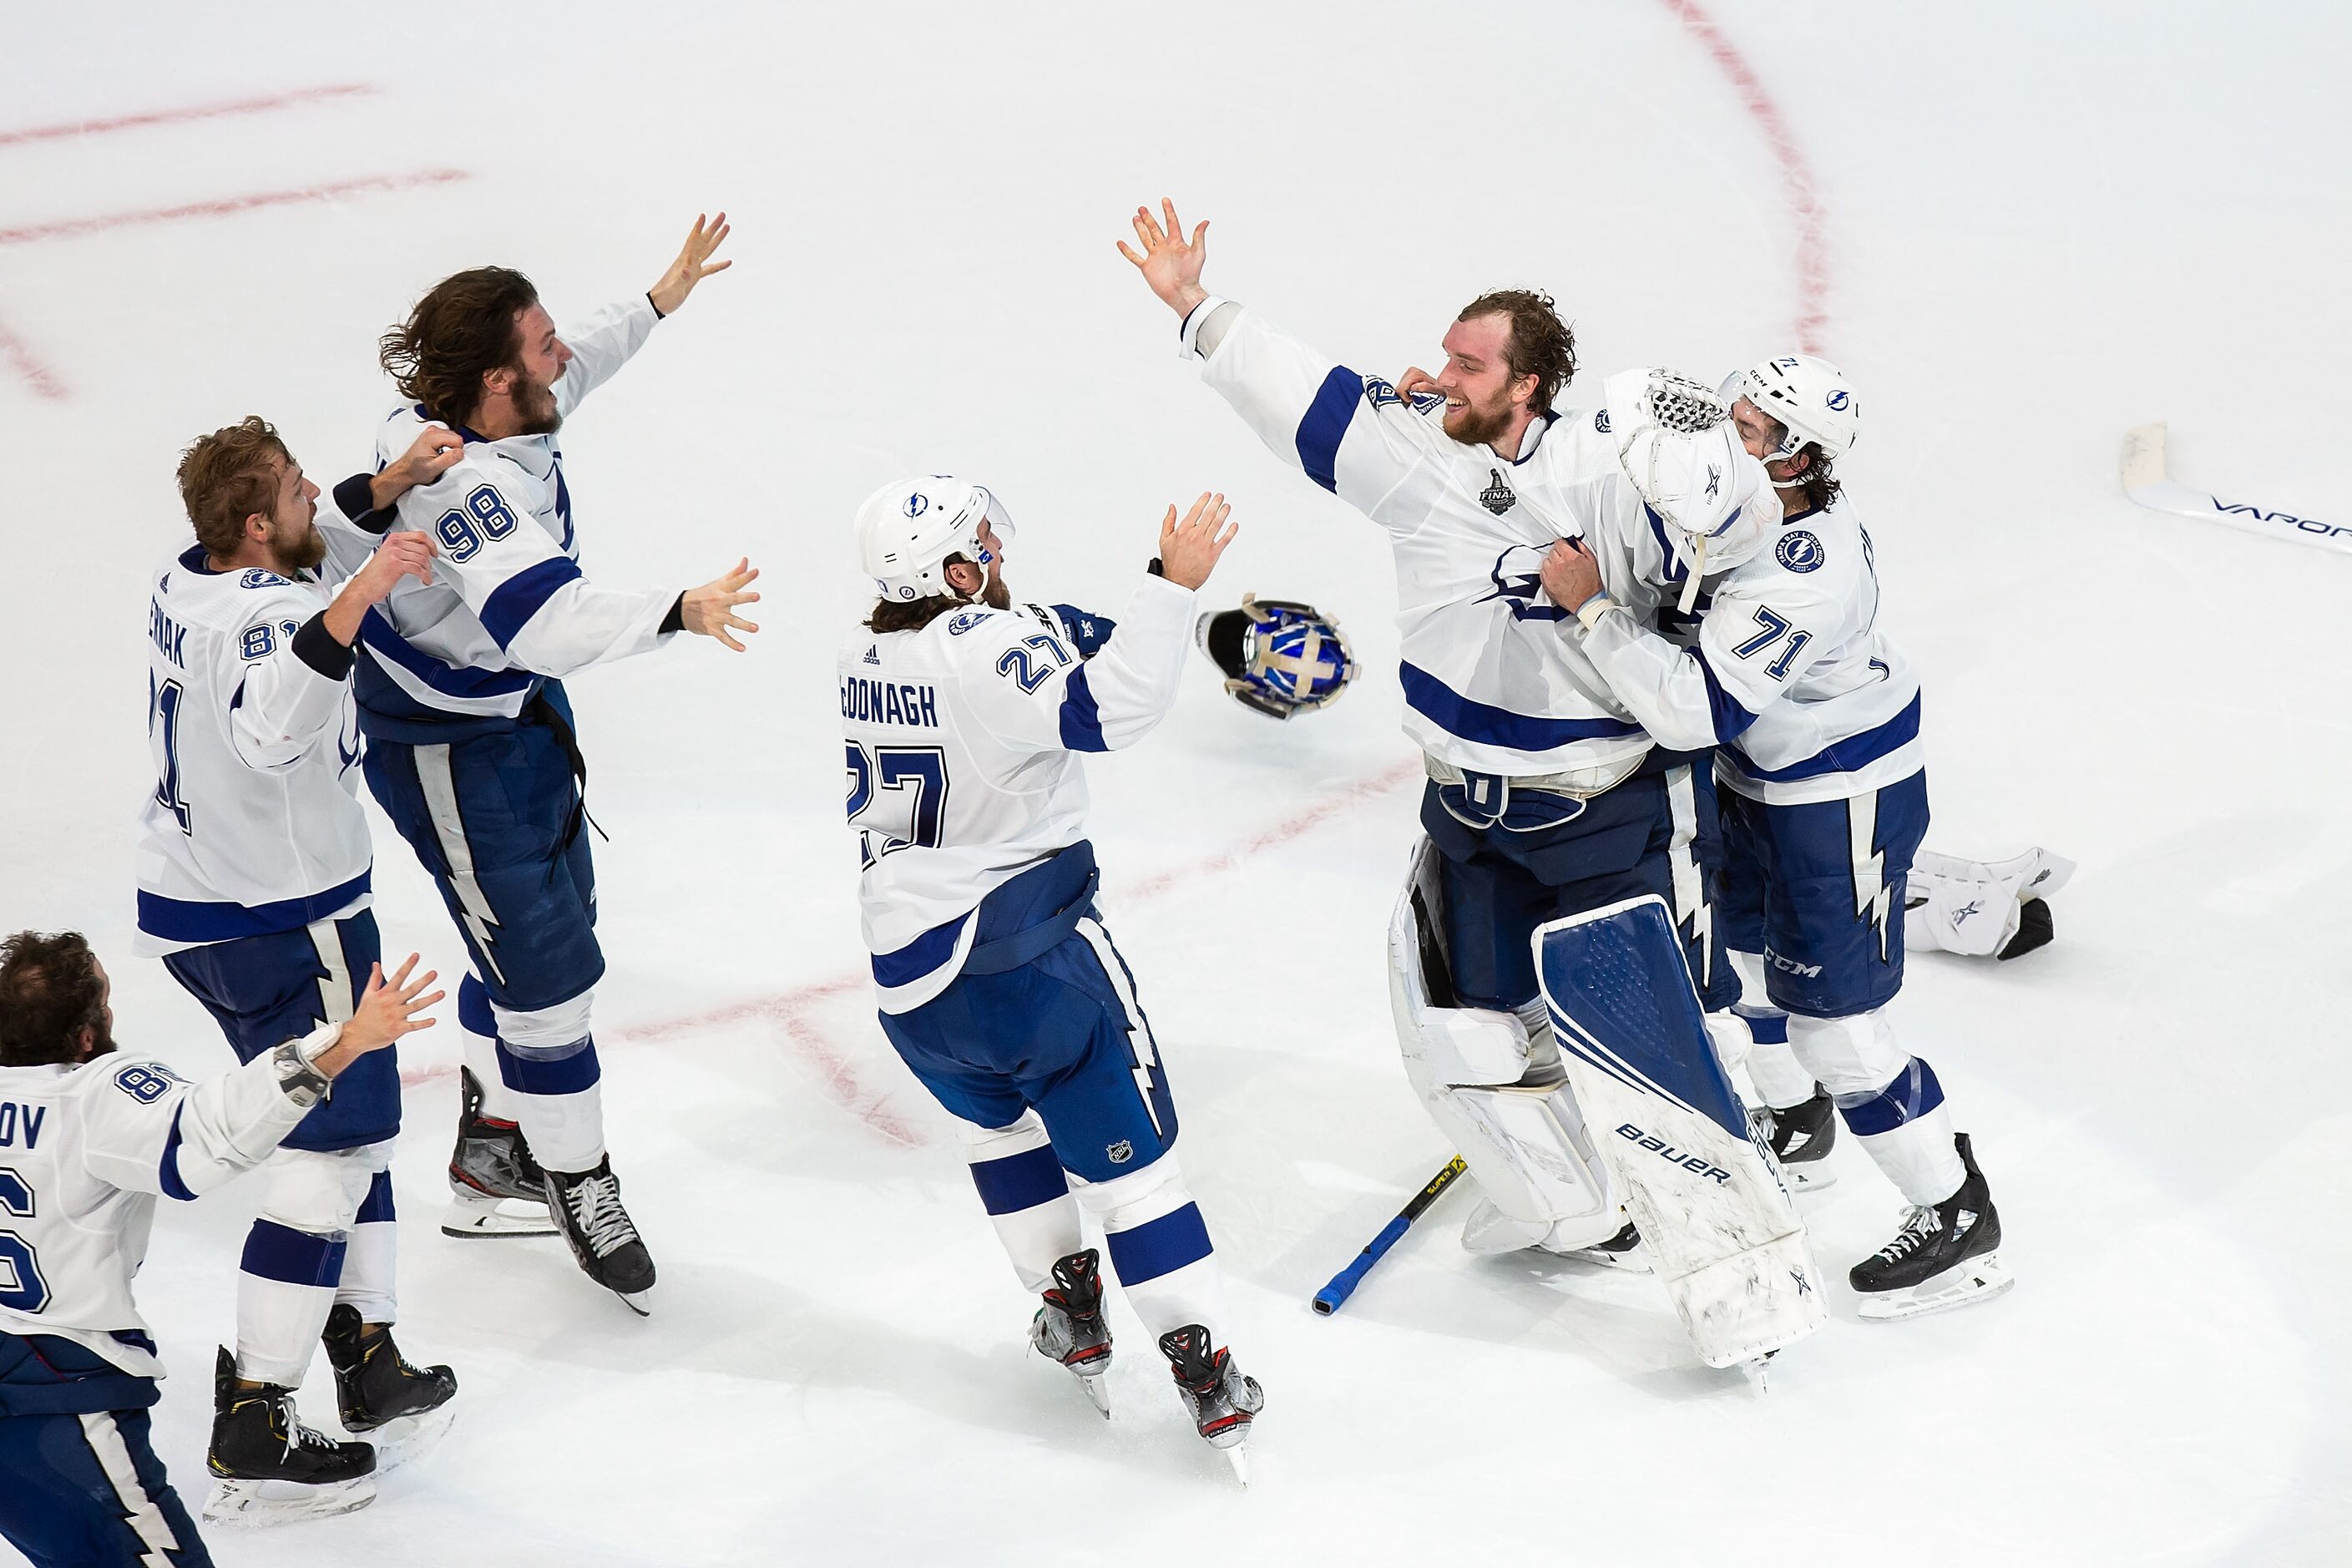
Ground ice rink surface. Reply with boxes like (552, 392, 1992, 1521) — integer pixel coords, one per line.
(3, 3, 2349, 1562)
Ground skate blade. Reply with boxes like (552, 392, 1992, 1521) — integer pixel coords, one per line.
(1076, 1370, 1112, 1419)
(361, 1402, 457, 1473)
(1856, 1253, 2015, 1323)
(1738, 1351, 1776, 1394)
(1222, 1440, 1251, 1489)
(440, 1191, 557, 1238)
(204, 1473, 377, 1525)
(1557, 1244, 1651, 1273)
(612, 1285, 655, 1317)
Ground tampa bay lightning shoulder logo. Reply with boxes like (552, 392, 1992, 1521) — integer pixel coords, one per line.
(1775, 530, 1826, 573)
(1479, 468, 1516, 515)
(238, 568, 286, 589)
(1594, 408, 1611, 433)
(945, 610, 991, 635)
(1363, 377, 1401, 407)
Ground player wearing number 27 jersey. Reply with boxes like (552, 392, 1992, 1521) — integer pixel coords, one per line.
(841, 478, 1264, 1470)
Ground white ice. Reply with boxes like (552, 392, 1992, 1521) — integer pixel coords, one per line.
(3, 3, 2348, 1564)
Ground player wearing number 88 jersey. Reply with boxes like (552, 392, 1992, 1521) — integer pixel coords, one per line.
(841, 476, 1263, 1470)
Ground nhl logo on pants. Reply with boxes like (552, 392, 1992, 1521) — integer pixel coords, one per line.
(1105, 1140, 1134, 1165)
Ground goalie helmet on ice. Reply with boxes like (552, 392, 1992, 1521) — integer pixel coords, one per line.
(853, 473, 1015, 600)
(1192, 594, 1357, 720)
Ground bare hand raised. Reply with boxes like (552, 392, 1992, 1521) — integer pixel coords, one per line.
(1117, 199, 1211, 318)
(681, 558, 761, 651)
(372, 425, 464, 508)
(317, 955, 443, 1077)
(648, 212, 733, 317)
(1156, 493, 1237, 590)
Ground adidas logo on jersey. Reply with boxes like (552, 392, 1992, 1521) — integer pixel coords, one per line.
(862, 645, 880, 665)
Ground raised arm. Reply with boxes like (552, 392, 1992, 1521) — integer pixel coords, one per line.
(964, 494, 1235, 755)
(81, 956, 439, 1200)
(1120, 199, 1444, 529)
(558, 212, 733, 416)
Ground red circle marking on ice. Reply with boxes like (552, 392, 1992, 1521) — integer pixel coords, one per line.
(1657, 0, 1830, 352)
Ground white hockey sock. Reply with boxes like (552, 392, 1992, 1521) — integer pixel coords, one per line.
(236, 1219, 345, 1386)
(1741, 1007, 1817, 1110)
(336, 1169, 398, 1325)
(492, 994, 606, 1174)
(458, 974, 521, 1121)
(963, 1113, 1081, 1296)
(1075, 1153, 1227, 1345)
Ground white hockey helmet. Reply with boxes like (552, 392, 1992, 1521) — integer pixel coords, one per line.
(1724, 353, 1860, 463)
(853, 474, 1015, 601)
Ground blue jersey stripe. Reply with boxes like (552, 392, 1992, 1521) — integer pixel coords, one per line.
(479, 557, 584, 650)
(1694, 649, 1760, 742)
(357, 609, 537, 700)
(1728, 692, 1921, 783)
(1400, 663, 1645, 751)
(1058, 664, 1107, 752)
(1295, 365, 1362, 493)
(158, 1109, 196, 1201)
(136, 869, 372, 946)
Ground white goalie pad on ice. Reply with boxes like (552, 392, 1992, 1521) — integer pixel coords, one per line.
(1389, 838, 1617, 1242)
(1536, 893, 1827, 1368)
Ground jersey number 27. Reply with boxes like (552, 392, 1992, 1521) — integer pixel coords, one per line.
(845, 743, 948, 868)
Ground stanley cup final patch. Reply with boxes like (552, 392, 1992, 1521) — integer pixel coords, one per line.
(1479, 468, 1517, 515)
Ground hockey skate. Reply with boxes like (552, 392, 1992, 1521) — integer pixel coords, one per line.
(1160, 1325, 1262, 1486)
(1462, 1198, 1649, 1271)
(1850, 1133, 2012, 1322)
(1558, 1218, 1651, 1272)
(544, 1156, 656, 1313)
(322, 1304, 458, 1470)
(1753, 1090, 1839, 1191)
(443, 1065, 558, 1237)
(1029, 1249, 1113, 1417)
(204, 1347, 377, 1525)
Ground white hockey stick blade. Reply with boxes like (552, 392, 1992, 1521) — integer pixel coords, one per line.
(2121, 423, 2352, 556)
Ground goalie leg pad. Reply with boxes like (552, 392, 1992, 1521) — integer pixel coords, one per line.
(1389, 839, 1620, 1248)
(1537, 894, 1827, 1367)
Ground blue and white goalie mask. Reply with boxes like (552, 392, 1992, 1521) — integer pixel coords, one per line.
(1193, 594, 1357, 720)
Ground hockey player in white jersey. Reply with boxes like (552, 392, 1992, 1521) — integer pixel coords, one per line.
(1119, 201, 1775, 1272)
(326, 216, 761, 1308)
(1538, 356, 2012, 1319)
(0, 931, 438, 1564)
(842, 477, 1264, 1477)
(135, 416, 465, 1518)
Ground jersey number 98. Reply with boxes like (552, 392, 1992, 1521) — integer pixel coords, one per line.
(433, 485, 523, 564)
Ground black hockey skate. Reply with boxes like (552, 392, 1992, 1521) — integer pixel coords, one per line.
(322, 1304, 458, 1469)
(1755, 1089, 1839, 1191)
(443, 1065, 558, 1238)
(544, 1156, 656, 1312)
(1850, 1132, 2013, 1321)
(1160, 1325, 1263, 1485)
(1030, 1249, 1113, 1417)
(205, 1346, 377, 1525)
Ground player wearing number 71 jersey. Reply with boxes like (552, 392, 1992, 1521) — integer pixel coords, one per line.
(841, 479, 1264, 1479)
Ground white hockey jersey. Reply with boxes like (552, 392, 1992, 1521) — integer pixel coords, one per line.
(1185, 301, 1654, 781)
(842, 578, 1194, 1014)
(0, 1030, 334, 1378)
(133, 547, 370, 955)
(323, 298, 679, 736)
(1578, 494, 1923, 805)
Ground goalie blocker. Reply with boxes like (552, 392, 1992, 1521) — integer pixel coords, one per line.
(1536, 895, 1825, 1368)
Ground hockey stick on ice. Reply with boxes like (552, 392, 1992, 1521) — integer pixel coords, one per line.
(1311, 1156, 1468, 1317)
(2121, 423, 2352, 556)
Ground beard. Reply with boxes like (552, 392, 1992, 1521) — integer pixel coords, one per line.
(1443, 397, 1515, 449)
(78, 1022, 118, 1062)
(513, 368, 563, 436)
(272, 517, 327, 575)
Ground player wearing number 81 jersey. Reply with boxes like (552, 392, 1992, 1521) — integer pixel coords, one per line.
(841, 477, 1264, 1475)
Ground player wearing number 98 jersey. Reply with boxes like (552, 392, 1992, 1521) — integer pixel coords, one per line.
(842, 477, 1264, 1471)
(322, 220, 759, 1308)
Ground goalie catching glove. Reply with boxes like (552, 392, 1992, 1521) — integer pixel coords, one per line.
(1193, 594, 1357, 719)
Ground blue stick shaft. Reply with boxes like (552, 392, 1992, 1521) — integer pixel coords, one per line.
(1311, 1156, 1468, 1316)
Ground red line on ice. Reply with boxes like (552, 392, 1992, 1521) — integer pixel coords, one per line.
(1657, 0, 1830, 352)
(0, 319, 66, 400)
(0, 169, 471, 248)
(397, 760, 1423, 1144)
(0, 84, 373, 148)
